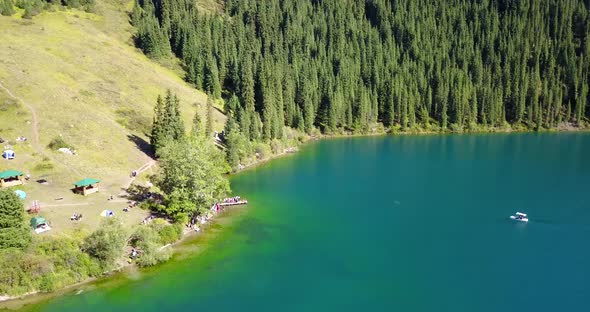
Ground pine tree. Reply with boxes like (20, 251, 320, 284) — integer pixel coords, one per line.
(0, 189, 31, 249)
(205, 95, 214, 138)
(191, 109, 202, 137)
(150, 94, 166, 154)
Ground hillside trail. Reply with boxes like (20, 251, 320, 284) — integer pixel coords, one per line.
(119, 159, 157, 197)
(0, 80, 82, 176)
(0, 81, 40, 146)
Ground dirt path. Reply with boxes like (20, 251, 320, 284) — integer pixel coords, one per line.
(0, 80, 83, 176)
(119, 159, 157, 195)
(0, 80, 40, 148)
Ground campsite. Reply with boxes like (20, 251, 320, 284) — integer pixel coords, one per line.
(0, 137, 153, 235)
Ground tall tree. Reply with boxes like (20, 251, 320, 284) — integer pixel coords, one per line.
(0, 189, 31, 249)
(155, 138, 230, 221)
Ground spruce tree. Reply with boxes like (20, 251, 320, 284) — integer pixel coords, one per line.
(150, 94, 166, 154)
(0, 189, 31, 249)
(205, 95, 214, 138)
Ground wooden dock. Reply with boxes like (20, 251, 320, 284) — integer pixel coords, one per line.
(218, 200, 248, 207)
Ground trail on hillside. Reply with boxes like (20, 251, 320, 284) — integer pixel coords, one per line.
(0, 80, 83, 176)
(0, 81, 40, 146)
(120, 159, 157, 195)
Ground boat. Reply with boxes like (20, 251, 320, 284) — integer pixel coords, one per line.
(510, 212, 528, 222)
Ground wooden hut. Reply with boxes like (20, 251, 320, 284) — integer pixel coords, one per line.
(73, 178, 100, 196)
(0, 169, 25, 188)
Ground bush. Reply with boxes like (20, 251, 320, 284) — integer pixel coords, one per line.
(156, 223, 182, 245)
(0, 234, 101, 296)
(130, 226, 171, 267)
(254, 142, 270, 160)
(47, 136, 75, 151)
(0, 0, 15, 16)
(16, 0, 46, 19)
(33, 160, 54, 172)
(270, 139, 283, 155)
(82, 218, 127, 269)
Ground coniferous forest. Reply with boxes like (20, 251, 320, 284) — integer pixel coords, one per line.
(132, 0, 590, 139)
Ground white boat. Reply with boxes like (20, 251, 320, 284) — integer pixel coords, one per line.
(510, 212, 528, 222)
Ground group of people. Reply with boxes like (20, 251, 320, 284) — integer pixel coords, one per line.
(124, 201, 139, 212)
(142, 215, 155, 225)
(221, 196, 241, 203)
(70, 213, 83, 221)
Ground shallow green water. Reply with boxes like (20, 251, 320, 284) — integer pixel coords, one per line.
(14, 133, 590, 311)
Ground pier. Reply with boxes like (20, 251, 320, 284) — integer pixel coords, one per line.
(218, 200, 248, 207)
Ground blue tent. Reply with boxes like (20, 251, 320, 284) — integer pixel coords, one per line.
(14, 190, 26, 199)
(2, 150, 15, 160)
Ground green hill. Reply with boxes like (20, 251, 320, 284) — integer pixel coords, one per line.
(0, 1, 225, 184)
(0, 0, 225, 231)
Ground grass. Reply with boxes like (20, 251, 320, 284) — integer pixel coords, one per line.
(0, 0, 227, 235)
(195, 0, 224, 13)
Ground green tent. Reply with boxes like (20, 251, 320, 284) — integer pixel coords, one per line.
(30, 216, 48, 229)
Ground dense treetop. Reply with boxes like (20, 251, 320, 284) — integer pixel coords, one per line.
(134, 0, 589, 136)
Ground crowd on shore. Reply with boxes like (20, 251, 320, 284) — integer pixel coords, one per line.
(186, 196, 248, 232)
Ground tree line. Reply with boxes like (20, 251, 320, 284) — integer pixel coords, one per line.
(132, 0, 589, 138)
(0, 0, 95, 18)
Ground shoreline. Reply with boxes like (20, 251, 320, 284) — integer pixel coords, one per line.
(0, 199, 247, 310)
(2, 127, 588, 307)
(0, 202, 247, 309)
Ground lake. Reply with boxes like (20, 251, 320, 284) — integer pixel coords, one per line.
(12, 133, 590, 311)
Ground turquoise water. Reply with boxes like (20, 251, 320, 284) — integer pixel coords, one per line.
(14, 133, 590, 311)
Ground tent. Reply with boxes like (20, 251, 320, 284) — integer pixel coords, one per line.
(30, 216, 48, 229)
(100, 210, 114, 217)
(14, 190, 27, 199)
(2, 150, 15, 160)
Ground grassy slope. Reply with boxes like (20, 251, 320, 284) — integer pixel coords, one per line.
(0, 1, 225, 233)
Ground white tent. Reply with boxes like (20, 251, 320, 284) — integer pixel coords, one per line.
(2, 150, 15, 160)
(100, 210, 114, 217)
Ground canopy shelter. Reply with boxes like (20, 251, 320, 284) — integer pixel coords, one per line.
(2, 150, 15, 160)
(73, 178, 100, 196)
(0, 169, 25, 188)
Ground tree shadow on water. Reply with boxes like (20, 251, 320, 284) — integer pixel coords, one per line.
(127, 134, 155, 159)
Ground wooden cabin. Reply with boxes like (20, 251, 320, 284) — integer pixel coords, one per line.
(73, 178, 100, 196)
(0, 169, 25, 188)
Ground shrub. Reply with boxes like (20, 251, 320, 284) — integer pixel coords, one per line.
(33, 161, 54, 172)
(0, 0, 15, 16)
(156, 223, 182, 245)
(47, 136, 75, 151)
(130, 226, 171, 267)
(254, 142, 270, 160)
(82, 218, 127, 269)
